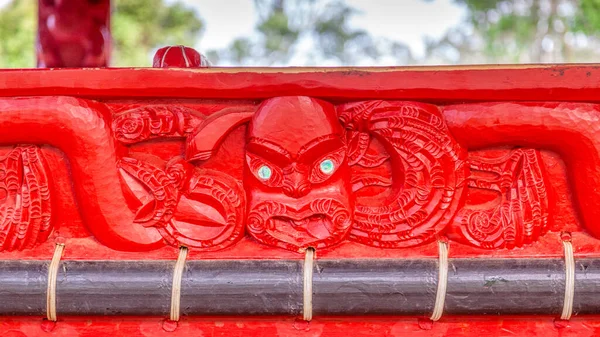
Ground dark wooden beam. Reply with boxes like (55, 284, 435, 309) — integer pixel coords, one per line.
(0, 258, 596, 317)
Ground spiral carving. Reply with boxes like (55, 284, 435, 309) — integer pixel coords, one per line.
(338, 101, 469, 248)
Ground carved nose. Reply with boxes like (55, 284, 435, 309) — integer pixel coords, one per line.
(282, 172, 310, 198)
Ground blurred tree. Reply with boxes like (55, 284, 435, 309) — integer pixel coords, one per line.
(0, 0, 36, 68)
(573, 0, 600, 34)
(111, 0, 204, 66)
(4, 0, 598, 67)
(209, 0, 413, 66)
(0, 0, 203, 68)
(426, 0, 600, 64)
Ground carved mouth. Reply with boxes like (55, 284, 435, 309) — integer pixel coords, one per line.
(246, 198, 352, 250)
(267, 214, 335, 245)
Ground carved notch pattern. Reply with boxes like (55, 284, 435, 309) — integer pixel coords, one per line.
(112, 105, 205, 144)
(448, 149, 551, 249)
(117, 156, 246, 251)
(0, 146, 51, 251)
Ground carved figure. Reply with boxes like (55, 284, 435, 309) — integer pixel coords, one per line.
(243, 97, 353, 251)
(0, 96, 554, 252)
(0, 98, 246, 251)
(190, 97, 551, 251)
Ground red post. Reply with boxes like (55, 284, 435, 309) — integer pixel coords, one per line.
(37, 0, 111, 68)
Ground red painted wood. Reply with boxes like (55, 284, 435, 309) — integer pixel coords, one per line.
(0, 96, 569, 256)
(153, 45, 210, 68)
(37, 0, 110, 68)
(0, 65, 599, 100)
(2, 49, 600, 334)
(1, 316, 600, 337)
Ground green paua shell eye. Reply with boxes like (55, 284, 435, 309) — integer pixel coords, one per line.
(320, 159, 334, 174)
(257, 165, 272, 180)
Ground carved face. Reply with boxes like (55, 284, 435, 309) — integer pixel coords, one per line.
(245, 97, 353, 251)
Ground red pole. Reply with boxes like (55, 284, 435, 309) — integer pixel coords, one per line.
(37, 0, 111, 68)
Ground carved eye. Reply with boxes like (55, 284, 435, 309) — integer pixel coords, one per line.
(257, 165, 272, 180)
(319, 159, 335, 174)
(246, 153, 283, 187)
(309, 148, 345, 184)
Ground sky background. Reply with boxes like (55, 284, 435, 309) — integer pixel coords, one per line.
(0, 0, 467, 66)
(186, 0, 466, 64)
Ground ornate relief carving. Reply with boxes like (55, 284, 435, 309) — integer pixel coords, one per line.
(112, 104, 248, 251)
(338, 101, 469, 248)
(189, 97, 551, 251)
(447, 149, 551, 249)
(0, 146, 51, 251)
(0, 96, 553, 253)
(168, 165, 246, 250)
(117, 157, 180, 230)
(112, 106, 205, 144)
(242, 97, 353, 252)
(117, 153, 246, 250)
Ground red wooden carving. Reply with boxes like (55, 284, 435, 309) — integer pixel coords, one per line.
(339, 100, 468, 249)
(153, 45, 210, 68)
(450, 149, 550, 249)
(37, 0, 110, 68)
(0, 93, 555, 253)
(3, 52, 600, 334)
(0, 145, 51, 250)
(242, 97, 352, 251)
(185, 97, 551, 251)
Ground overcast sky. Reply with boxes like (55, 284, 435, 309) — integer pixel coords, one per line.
(2, 0, 467, 65)
(189, 0, 466, 64)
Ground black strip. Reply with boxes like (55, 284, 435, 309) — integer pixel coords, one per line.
(0, 258, 596, 317)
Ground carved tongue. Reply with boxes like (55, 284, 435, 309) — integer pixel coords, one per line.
(306, 217, 334, 240)
(290, 218, 310, 228)
(293, 215, 333, 240)
(269, 215, 334, 244)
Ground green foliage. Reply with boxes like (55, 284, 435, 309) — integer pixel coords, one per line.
(0, 0, 35, 68)
(257, 8, 299, 58)
(460, 0, 538, 61)
(227, 38, 253, 64)
(4, 0, 597, 67)
(573, 0, 600, 34)
(427, 0, 600, 64)
(314, 4, 374, 61)
(0, 0, 203, 68)
(112, 0, 204, 66)
(457, 0, 501, 12)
